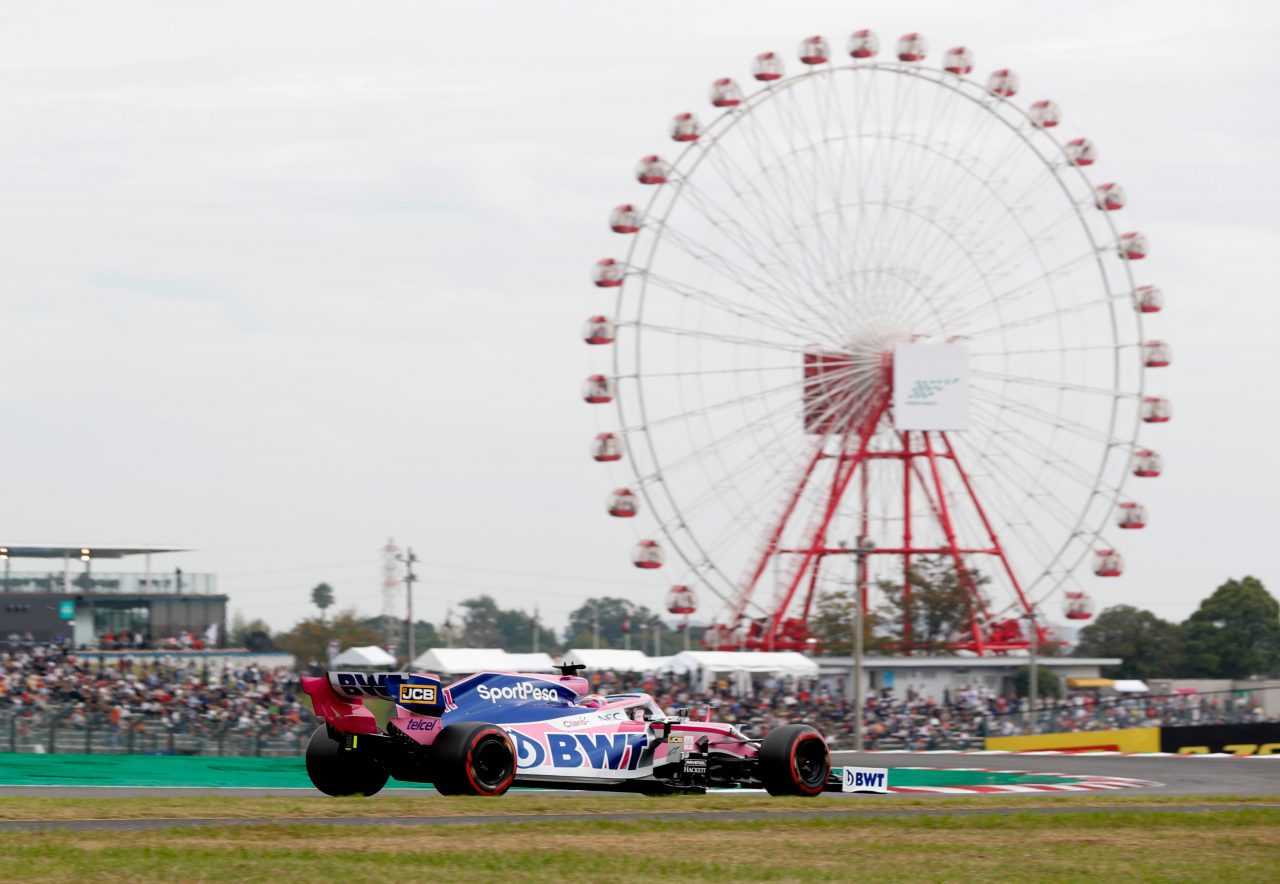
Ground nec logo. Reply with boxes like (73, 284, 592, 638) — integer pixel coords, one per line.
(400, 684, 438, 704)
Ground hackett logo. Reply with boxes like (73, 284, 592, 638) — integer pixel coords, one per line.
(906, 378, 959, 404)
(399, 684, 438, 704)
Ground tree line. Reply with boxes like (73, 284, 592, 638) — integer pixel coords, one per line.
(1073, 576, 1280, 680)
(230, 589, 701, 666)
(231, 569, 1280, 680)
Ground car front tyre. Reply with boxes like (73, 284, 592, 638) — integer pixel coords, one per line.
(758, 724, 830, 797)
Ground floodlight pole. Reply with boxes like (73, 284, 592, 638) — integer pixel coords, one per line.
(398, 548, 419, 665)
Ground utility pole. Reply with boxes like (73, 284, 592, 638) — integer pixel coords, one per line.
(592, 603, 600, 649)
(532, 606, 540, 654)
(840, 537, 874, 751)
(1028, 611, 1039, 733)
(397, 548, 419, 666)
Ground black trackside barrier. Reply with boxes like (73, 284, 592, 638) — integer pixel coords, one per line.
(1158, 722, 1280, 755)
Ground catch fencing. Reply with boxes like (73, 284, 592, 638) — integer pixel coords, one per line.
(0, 708, 312, 757)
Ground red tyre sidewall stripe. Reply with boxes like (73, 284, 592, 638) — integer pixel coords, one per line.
(790, 734, 826, 796)
(464, 727, 515, 796)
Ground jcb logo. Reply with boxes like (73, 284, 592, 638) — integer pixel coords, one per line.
(400, 684, 438, 704)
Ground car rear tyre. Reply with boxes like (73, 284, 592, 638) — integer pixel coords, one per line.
(758, 724, 830, 797)
(305, 725, 389, 797)
(430, 722, 516, 796)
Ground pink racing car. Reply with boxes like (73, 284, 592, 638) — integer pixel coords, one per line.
(301, 660, 832, 796)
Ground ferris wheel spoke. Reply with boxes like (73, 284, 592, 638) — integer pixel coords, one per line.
(654, 216, 811, 304)
(641, 271, 834, 344)
(723, 99, 837, 293)
(969, 369, 1133, 399)
(971, 402, 1131, 501)
(635, 321, 812, 356)
(960, 295, 1120, 339)
(667, 177, 822, 303)
(949, 432, 1085, 541)
(969, 387, 1122, 448)
(966, 404, 1122, 498)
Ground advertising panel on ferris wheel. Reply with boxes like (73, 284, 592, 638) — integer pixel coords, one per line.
(891, 343, 971, 431)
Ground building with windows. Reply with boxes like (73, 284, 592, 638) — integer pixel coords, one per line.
(0, 546, 225, 647)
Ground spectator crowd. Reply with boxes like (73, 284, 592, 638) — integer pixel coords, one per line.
(588, 670, 1273, 750)
(0, 640, 307, 753)
(0, 639, 1272, 754)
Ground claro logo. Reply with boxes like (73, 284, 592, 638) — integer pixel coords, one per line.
(476, 682, 562, 703)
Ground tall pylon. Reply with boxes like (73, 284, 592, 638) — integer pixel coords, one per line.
(381, 538, 402, 650)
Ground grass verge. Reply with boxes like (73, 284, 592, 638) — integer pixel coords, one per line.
(0, 791, 1276, 821)
(0, 808, 1276, 881)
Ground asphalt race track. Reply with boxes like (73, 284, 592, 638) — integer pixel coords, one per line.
(832, 750, 1280, 797)
(1, 750, 1273, 798)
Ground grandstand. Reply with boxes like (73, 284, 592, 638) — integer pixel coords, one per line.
(0, 546, 224, 648)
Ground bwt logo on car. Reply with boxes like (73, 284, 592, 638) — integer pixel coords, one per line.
(476, 681, 563, 703)
(512, 731, 648, 771)
(330, 672, 389, 698)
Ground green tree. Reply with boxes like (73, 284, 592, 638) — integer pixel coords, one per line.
(275, 608, 381, 666)
(564, 597, 661, 649)
(1181, 577, 1280, 678)
(228, 611, 275, 652)
(360, 615, 441, 658)
(1012, 665, 1062, 699)
(456, 596, 557, 652)
(877, 556, 988, 654)
(809, 589, 886, 656)
(310, 582, 335, 622)
(1073, 605, 1183, 677)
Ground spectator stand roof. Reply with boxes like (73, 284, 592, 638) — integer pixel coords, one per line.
(0, 546, 187, 559)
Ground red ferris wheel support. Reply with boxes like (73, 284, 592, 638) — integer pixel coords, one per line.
(703, 357, 1044, 656)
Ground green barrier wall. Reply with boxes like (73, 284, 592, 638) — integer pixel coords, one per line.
(0, 753, 1084, 789)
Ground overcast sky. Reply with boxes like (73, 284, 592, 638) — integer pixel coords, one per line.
(0, 1, 1276, 637)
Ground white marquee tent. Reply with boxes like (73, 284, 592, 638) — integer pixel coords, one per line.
(501, 652, 557, 672)
(410, 648, 517, 674)
(556, 649, 658, 672)
(331, 645, 397, 668)
(407, 648, 556, 675)
(664, 651, 820, 691)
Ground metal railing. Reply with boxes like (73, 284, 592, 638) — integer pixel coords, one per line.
(0, 709, 312, 757)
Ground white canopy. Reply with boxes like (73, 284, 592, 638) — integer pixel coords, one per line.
(503, 652, 557, 672)
(331, 645, 396, 668)
(556, 649, 657, 672)
(1113, 679, 1151, 693)
(665, 651, 819, 677)
(410, 648, 515, 674)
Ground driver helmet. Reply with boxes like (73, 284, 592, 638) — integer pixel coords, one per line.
(579, 693, 607, 709)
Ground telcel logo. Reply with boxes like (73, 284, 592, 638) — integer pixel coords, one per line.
(399, 684, 438, 704)
(476, 681, 562, 703)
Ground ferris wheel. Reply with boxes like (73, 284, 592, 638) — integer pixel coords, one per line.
(582, 29, 1170, 654)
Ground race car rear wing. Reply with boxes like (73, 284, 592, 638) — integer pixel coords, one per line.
(303, 671, 447, 732)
